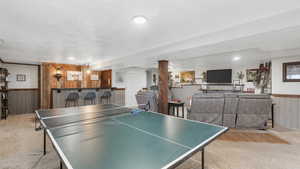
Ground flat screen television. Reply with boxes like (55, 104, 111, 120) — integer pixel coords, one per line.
(206, 69, 232, 83)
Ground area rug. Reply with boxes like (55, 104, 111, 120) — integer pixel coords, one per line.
(218, 131, 289, 144)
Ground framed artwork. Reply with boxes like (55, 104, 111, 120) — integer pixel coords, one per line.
(115, 72, 124, 83)
(180, 71, 195, 83)
(283, 62, 300, 82)
(90, 74, 99, 81)
(67, 71, 82, 81)
(16, 74, 26, 81)
(246, 69, 258, 82)
(233, 80, 241, 85)
(152, 73, 157, 85)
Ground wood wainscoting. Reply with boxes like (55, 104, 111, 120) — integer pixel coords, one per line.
(272, 94, 300, 129)
(8, 88, 39, 114)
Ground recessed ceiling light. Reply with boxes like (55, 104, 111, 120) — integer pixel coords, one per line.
(133, 16, 147, 24)
(68, 56, 75, 61)
(233, 56, 240, 61)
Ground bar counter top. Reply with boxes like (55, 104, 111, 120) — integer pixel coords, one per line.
(51, 87, 125, 91)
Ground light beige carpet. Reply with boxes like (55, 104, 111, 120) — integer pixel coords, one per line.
(218, 131, 289, 144)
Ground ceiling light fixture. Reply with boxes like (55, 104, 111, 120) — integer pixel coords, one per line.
(233, 56, 240, 61)
(68, 56, 75, 61)
(133, 16, 147, 24)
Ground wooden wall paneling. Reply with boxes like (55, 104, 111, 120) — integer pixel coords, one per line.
(100, 69, 112, 88)
(38, 65, 41, 108)
(86, 70, 101, 88)
(41, 63, 51, 108)
(41, 63, 83, 108)
(41, 63, 113, 108)
(81, 65, 88, 88)
(46, 63, 83, 89)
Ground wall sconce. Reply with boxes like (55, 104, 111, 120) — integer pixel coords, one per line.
(86, 69, 91, 74)
(54, 67, 63, 81)
(86, 64, 91, 74)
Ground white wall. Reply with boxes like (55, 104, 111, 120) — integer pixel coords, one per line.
(112, 67, 147, 106)
(112, 69, 126, 88)
(3, 64, 39, 89)
(272, 55, 300, 94)
(146, 68, 158, 88)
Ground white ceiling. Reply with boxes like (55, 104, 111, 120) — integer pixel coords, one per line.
(1, 0, 300, 68)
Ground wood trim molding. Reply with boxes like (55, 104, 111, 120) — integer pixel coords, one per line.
(111, 88, 125, 90)
(8, 88, 39, 91)
(4, 62, 40, 66)
(0, 58, 40, 66)
(272, 94, 300, 98)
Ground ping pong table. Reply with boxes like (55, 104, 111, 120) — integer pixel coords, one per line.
(35, 104, 228, 169)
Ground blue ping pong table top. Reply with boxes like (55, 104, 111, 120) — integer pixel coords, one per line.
(45, 109, 228, 169)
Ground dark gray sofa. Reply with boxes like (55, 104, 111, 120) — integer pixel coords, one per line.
(189, 93, 224, 125)
(188, 93, 272, 129)
(235, 94, 272, 129)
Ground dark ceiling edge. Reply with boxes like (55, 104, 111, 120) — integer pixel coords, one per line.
(0, 58, 40, 66)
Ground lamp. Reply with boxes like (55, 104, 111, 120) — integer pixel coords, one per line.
(86, 63, 91, 74)
(54, 67, 62, 81)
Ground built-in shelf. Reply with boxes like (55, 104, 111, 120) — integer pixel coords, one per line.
(200, 83, 244, 93)
(200, 83, 245, 86)
(0, 68, 9, 120)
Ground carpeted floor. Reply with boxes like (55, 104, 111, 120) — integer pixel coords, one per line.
(218, 130, 289, 144)
(1, 114, 300, 169)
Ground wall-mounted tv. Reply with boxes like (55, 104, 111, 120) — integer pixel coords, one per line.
(207, 69, 232, 83)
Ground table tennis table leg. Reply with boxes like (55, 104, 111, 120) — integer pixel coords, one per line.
(202, 148, 205, 169)
(43, 129, 46, 155)
(34, 117, 37, 130)
(60, 160, 63, 169)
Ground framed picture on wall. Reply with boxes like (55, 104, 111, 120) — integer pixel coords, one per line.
(180, 71, 195, 83)
(67, 71, 82, 81)
(283, 62, 300, 82)
(16, 74, 26, 81)
(115, 72, 124, 83)
(90, 74, 99, 81)
(246, 69, 258, 82)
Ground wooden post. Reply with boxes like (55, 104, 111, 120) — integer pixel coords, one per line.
(158, 60, 168, 114)
(41, 63, 51, 109)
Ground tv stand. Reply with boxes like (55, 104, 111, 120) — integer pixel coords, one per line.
(200, 83, 244, 93)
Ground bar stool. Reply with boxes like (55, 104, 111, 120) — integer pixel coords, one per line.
(65, 92, 80, 107)
(84, 92, 96, 105)
(100, 91, 112, 104)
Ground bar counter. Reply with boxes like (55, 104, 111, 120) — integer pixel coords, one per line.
(51, 87, 125, 108)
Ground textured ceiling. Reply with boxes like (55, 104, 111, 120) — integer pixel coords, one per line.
(1, 0, 300, 68)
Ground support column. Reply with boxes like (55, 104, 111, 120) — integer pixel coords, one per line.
(158, 60, 168, 114)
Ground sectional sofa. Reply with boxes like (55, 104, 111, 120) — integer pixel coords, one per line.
(188, 93, 272, 129)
